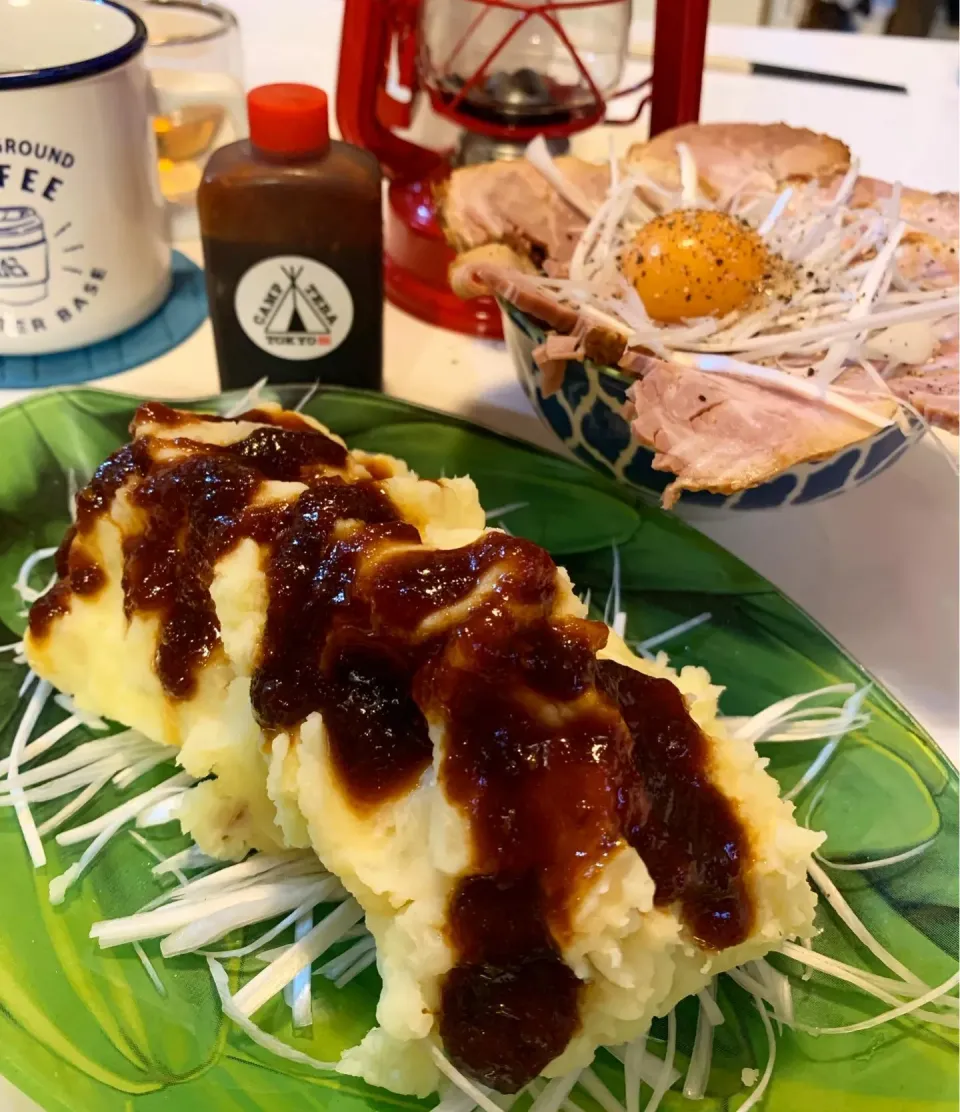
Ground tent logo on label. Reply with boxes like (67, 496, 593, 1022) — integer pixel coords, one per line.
(235, 255, 354, 361)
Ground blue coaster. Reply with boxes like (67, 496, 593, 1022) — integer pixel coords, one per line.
(0, 251, 207, 389)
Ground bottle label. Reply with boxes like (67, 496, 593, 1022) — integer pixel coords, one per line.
(233, 255, 354, 361)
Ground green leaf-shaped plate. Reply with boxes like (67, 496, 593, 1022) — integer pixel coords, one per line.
(0, 385, 956, 1112)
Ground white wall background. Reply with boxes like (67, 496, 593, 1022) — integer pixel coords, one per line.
(633, 0, 765, 24)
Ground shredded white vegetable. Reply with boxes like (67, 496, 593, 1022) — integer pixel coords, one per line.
(133, 941, 165, 996)
(736, 998, 775, 1112)
(485, 502, 529, 521)
(136, 793, 186, 829)
(750, 959, 795, 1029)
(430, 1046, 504, 1112)
(525, 136, 598, 219)
(208, 958, 338, 1070)
(6, 678, 53, 867)
(579, 1069, 626, 1112)
(0, 712, 84, 778)
(333, 945, 378, 989)
(51, 806, 142, 904)
(784, 737, 841, 802)
(797, 973, 960, 1035)
(164, 878, 344, 958)
(729, 684, 868, 745)
(66, 469, 79, 522)
(603, 545, 622, 628)
(757, 186, 794, 237)
(52, 693, 108, 731)
(56, 772, 192, 847)
(200, 897, 322, 960)
(318, 936, 376, 981)
(153, 845, 218, 877)
(291, 912, 314, 1028)
(624, 1033, 645, 1112)
(606, 1043, 682, 1089)
(223, 377, 268, 418)
(697, 984, 724, 1026)
(177, 852, 315, 897)
(127, 831, 166, 863)
(727, 966, 788, 1023)
(716, 299, 954, 359)
(92, 876, 331, 950)
(528, 1070, 583, 1112)
(635, 612, 711, 653)
(684, 985, 718, 1099)
(808, 859, 925, 985)
(643, 1011, 676, 1111)
(779, 942, 957, 1027)
(676, 143, 698, 207)
(435, 1084, 483, 1112)
(815, 839, 934, 872)
(37, 772, 115, 837)
(14, 546, 58, 603)
(294, 380, 320, 414)
(233, 898, 364, 1016)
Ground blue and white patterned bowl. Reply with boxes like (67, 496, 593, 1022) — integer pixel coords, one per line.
(503, 302, 923, 512)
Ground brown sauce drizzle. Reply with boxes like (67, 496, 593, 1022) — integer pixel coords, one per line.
(239, 406, 318, 431)
(233, 426, 348, 478)
(74, 443, 146, 533)
(29, 541, 106, 637)
(599, 662, 753, 950)
(122, 454, 260, 697)
(135, 400, 203, 428)
(28, 403, 755, 1093)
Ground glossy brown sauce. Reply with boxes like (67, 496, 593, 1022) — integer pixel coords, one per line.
(599, 662, 753, 950)
(30, 538, 106, 637)
(123, 453, 260, 697)
(29, 402, 755, 1093)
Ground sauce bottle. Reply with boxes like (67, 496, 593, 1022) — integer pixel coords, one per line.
(198, 84, 383, 391)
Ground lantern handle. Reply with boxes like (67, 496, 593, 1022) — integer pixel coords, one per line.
(336, 0, 446, 182)
(603, 76, 652, 128)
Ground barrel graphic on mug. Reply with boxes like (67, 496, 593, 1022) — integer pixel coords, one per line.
(0, 207, 50, 307)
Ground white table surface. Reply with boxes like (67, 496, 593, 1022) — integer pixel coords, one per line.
(0, 16, 957, 1106)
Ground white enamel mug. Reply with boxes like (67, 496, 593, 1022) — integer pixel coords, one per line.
(0, 0, 240, 355)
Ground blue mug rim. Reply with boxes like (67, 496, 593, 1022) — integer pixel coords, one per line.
(0, 0, 148, 91)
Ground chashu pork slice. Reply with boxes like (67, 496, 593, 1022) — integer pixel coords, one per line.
(26, 402, 821, 1100)
(441, 155, 610, 271)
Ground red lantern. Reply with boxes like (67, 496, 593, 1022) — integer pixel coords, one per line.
(337, 0, 710, 338)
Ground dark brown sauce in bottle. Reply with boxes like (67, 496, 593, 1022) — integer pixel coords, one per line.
(199, 85, 382, 392)
(30, 402, 755, 1093)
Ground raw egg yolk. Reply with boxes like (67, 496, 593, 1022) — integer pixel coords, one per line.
(622, 210, 771, 323)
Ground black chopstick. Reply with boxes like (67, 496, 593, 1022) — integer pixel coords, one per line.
(749, 62, 907, 94)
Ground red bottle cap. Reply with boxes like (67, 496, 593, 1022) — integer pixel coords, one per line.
(247, 84, 330, 156)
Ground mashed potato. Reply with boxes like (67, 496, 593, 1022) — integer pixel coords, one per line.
(25, 402, 821, 1099)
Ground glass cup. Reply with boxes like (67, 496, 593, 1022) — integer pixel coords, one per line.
(129, 0, 246, 206)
